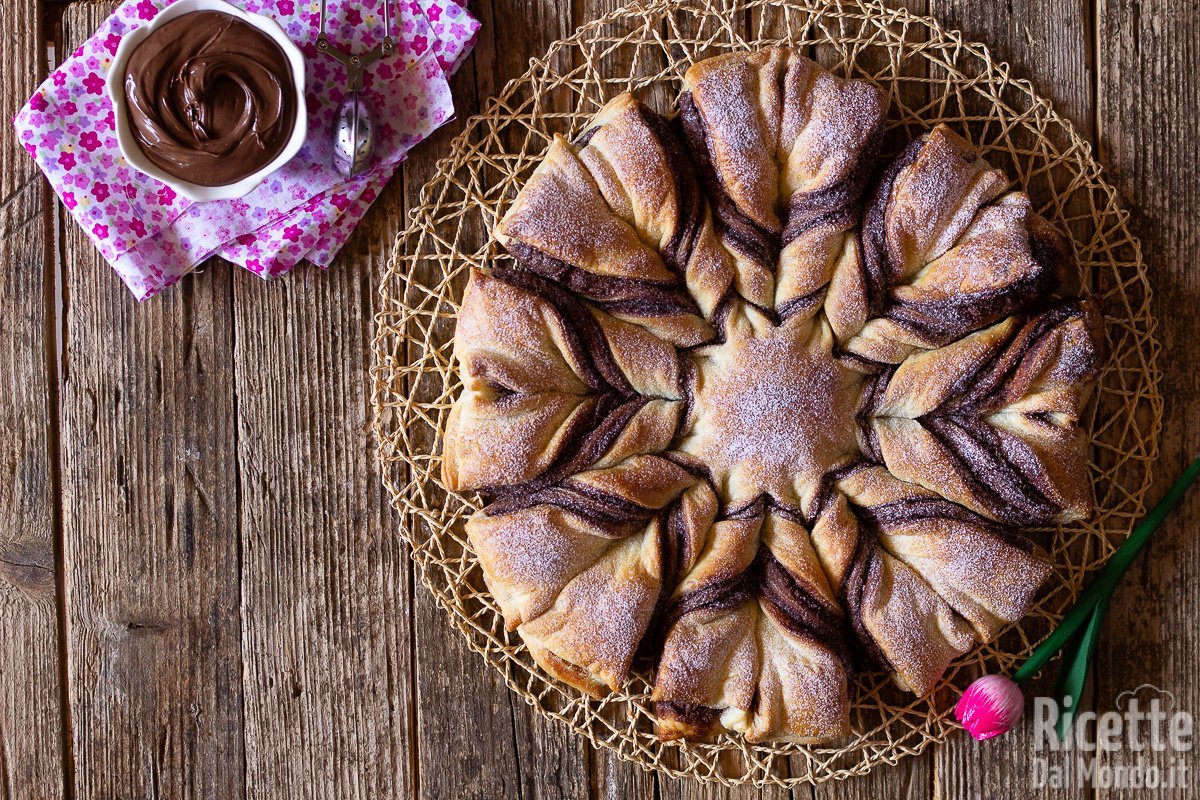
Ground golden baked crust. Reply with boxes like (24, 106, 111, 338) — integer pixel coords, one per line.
(443, 49, 1102, 743)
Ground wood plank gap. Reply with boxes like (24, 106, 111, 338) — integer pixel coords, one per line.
(1085, 0, 1103, 772)
(1089, 0, 1102, 152)
(405, 552, 422, 799)
(394, 157, 421, 800)
(39, 0, 68, 52)
(1091, 0, 1105, 160)
(506, 690, 528, 800)
(379, 142, 424, 800)
(45, 50, 76, 800)
(0, 724, 10, 800)
(228, 261, 251, 800)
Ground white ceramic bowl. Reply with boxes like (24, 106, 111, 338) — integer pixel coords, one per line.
(107, 0, 307, 202)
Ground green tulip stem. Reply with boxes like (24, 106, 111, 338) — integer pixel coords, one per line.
(1012, 455, 1200, 685)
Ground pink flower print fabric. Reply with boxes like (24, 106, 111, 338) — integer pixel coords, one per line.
(14, 0, 479, 300)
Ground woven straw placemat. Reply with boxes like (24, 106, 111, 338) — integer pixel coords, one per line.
(371, 0, 1161, 786)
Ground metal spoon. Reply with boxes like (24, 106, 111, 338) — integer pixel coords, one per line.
(317, 0, 394, 177)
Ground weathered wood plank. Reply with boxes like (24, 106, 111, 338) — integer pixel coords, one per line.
(924, 2, 1095, 798)
(0, 1, 65, 798)
(809, 0, 937, 795)
(231, 147, 416, 800)
(658, 776, 761, 800)
(574, 0, 678, 794)
(42, 1, 1200, 799)
(1095, 1, 1200, 798)
(403, 1, 593, 798)
(589, 751, 655, 800)
(58, 5, 246, 800)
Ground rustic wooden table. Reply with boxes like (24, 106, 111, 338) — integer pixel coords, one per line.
(1, 1, 1197, 798)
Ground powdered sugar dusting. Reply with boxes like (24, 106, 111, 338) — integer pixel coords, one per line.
(521, 531, 660, 681)
(678, 307, 864, 508)
(442, 46, 1099, 744)
(688, 51, 784, 231)
(469, 505, 613, 624)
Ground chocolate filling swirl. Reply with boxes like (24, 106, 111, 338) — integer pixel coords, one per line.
(506, 241, 702, 320)
(471, 268, 689, 499)
(860, 300, 1099, 525)
(679, 92, 781, 269)
(857, 137, 924, 318)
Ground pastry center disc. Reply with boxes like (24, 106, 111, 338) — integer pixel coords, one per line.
(677, 304, 864, 513)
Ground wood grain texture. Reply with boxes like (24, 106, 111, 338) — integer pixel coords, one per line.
(404, 2, 595, 799)
(1095, 1, 1200, 798)
(9, 0, 1199, 798)
(811, 2, 941, 796)
(231, 152, 416, 800)
(920, 4, 1097, 797)
(58, 7, 245, 800)
(232, 269, 416, 800)
(0, 1, 65, 798)
(575, 0, 675, 795)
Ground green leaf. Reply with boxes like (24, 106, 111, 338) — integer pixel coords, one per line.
(1053, 597, 1109, 742)
(1014, 455, 1200, 685)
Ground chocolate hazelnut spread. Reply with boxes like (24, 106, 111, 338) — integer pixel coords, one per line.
(122, 10, 297, 187)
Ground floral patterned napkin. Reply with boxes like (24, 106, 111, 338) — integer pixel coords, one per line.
(14, 0, 478, 300)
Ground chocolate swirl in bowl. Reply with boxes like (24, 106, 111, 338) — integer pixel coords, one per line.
(122, 10, 298, 187)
